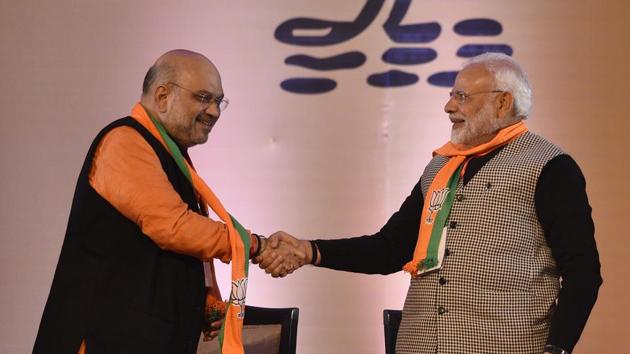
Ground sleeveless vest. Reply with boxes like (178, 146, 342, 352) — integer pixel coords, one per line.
(396, 132, 563, 354)
(34, 118, 206, 354)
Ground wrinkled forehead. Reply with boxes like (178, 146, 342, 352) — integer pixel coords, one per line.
(453, 64, 494, 92)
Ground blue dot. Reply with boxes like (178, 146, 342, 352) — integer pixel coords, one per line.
(367, 70, 419, 87)
(382, 48, 437, 65)
(428, 71, 458, 87)
(280, 78, 337, 94)
(285, 51, 366, 70)
(454, 18, 503, 36)
(456, 44, 513, 58)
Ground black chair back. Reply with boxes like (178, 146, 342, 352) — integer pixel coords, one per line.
(383, 309, 402, 354)
(244, 305, 299, 354)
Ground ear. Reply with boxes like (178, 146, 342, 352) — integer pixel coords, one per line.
(496, 91, 514, 119)
(154, 84, 170, 113)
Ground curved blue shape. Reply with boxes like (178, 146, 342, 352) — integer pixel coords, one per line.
(280, 78, 337, 94)
(367, 70, 418, 87)
(382, 47, 437, 65)
(274, 0, 385, 46)
(383, 0, 441, 43)
(427, 71, 458, 87)
(456, 44, 513, 58)
(285, 51, 366, 70)
(454, 18, 503, 36)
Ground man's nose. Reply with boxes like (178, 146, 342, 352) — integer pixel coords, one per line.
(444, 96, 457, 114)
(205, 102, 220, 118)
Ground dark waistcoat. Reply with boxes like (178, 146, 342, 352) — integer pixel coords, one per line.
(34, 117, 206, 354)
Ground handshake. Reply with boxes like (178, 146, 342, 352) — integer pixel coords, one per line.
(252, 231, 319, 278)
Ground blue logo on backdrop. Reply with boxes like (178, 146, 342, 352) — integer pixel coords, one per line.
(275, 0, 513, 94)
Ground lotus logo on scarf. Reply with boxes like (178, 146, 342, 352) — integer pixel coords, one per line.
(230, 277, 248, 319)
(426, 188, 450, 224)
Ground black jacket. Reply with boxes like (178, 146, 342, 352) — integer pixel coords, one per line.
(34, 117, 206, 354)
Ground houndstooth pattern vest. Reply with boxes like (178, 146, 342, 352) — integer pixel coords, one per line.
(396, 132, 564, 354)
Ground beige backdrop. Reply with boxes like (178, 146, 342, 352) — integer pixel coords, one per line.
(1, 0, 629, 353)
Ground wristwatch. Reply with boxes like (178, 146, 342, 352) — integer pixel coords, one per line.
(544, 344, 570, 354)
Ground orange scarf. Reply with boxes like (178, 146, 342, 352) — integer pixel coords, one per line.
(131, 103, 249, 354)
(403, 121, 528, 275)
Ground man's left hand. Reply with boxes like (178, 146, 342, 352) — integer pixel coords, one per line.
(202, 319, 223, 341)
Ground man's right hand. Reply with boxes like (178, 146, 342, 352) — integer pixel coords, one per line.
(256, 231, 313, 278)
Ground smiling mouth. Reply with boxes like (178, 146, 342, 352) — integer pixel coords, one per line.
(197, 117, 215, 129)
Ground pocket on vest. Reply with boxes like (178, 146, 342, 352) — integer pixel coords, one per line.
(474, 290, 532, 324)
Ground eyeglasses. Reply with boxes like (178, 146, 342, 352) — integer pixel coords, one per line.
(167, 82, 229, 112)
(448, 90, 504, 104)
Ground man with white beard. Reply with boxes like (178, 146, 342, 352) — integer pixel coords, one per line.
(258, 53, 602, 354)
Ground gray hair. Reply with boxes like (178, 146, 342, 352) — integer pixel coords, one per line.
(142, 62, 176, 96)
(465, 53, 532, 119)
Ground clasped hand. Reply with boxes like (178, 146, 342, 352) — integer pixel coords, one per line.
(254, 231, 312, 278)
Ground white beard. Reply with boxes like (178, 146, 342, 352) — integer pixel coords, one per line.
(451, 102, 504, 146)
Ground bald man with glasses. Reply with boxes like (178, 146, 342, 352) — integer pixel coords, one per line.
(34, 50, 264, 354)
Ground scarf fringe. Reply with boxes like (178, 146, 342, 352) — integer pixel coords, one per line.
(403, 261, 419, 276)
